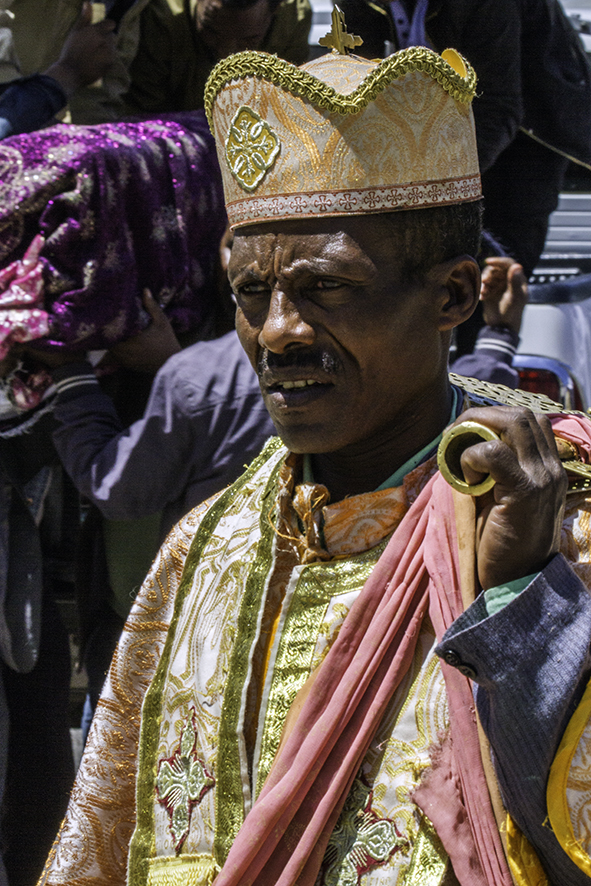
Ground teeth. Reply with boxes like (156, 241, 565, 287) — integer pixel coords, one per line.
(279, 379, 317, 389)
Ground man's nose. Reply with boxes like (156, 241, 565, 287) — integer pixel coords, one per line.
(258, 290, 315, 354)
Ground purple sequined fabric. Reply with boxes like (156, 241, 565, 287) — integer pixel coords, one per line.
(0, 111, 226, 352)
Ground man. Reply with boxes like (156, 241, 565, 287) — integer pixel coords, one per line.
(40, 21, 591, 886)
(122, 0, 312, 114)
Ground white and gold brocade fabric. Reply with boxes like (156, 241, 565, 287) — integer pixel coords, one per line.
(205, 49, 480, 228)
(38, 499, 216, 886)
(124, 442, 454, 886)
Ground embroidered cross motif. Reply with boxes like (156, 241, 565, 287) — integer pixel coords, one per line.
(156, 709, 215, 852)
(320, 777, 409, 886)
(225, 106, 280, 191)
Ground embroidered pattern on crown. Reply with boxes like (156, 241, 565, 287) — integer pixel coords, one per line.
(204, 47, 477, 129)
(225, 174, 481, 227)
(225, 105, 281, 191)
(156, 709, 216, 852)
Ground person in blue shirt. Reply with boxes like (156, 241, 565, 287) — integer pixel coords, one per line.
(0, 1, 116, 139)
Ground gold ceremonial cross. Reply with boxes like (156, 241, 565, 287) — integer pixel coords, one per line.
(319, 6, 363, 55)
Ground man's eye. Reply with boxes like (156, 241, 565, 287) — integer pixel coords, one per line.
(235, 282, 268, 296)
(315, 279, 343, 290)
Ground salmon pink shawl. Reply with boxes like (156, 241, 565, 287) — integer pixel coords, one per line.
(212, 414, 591, 886)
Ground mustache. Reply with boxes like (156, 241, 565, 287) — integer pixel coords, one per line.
(257, 348, 341, 377)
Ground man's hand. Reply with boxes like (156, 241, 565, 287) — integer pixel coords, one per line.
(109, 289, 181, 373)
(453, 406, 567, 590)
(480, 257, 528, 333)
(44, 1, 116, 96)
(7, 344, 82, 372)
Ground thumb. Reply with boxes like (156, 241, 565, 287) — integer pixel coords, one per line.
(142, 288, 166, 324)
(508, 263, 528, 305)
(75, 1, 93, 28)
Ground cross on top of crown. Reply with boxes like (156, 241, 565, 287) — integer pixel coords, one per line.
(318, 6, 363, 55)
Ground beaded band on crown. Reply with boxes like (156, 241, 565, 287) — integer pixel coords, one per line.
(224, 175, 481, 228)
(204, 46, 476, 130)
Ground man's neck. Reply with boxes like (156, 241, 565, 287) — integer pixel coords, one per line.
(306, 383, 455, 502)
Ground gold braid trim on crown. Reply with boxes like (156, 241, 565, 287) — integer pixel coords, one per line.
(204, 46, 477, 130)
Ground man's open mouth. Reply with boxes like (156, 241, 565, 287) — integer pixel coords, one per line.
(271, 379, 322, 390)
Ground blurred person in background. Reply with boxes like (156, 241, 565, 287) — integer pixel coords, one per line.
(0, 1, 117, 137)
(38, 290, 275, 739)
(451, 256, 529, 388)
(0, 104, 225, 886)
(338, 0, 591, 277)
(0, 0, 312, 121)
(0, 0, 151, 123)
(122, 0, 312, 114)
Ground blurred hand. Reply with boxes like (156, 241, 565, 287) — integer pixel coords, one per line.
(219, 224, 233, 276)
(480, 256, 528, 334)
(110, 289, 181, 373)
(455, 406, 567, 589)
(44, 1, 116, 95)
(10, 344, 82, 371)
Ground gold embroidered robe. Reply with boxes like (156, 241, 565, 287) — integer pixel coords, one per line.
(39, 412, 591, 886)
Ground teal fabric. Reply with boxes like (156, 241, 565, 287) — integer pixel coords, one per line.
(483, 573, 537, 616)
(376, 386, 462, 490)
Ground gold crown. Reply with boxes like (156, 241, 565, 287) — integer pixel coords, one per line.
(205, 38, 481, 228)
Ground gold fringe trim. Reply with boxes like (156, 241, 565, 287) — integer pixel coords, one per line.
(204, 46, 477, 129)
(547, 676, 591, 877)
(146, 854, 221, 886)
(506, 816, 549, 886)
(404, 814, 448, 885)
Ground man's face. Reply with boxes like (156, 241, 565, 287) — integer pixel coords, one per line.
(195, 0, 273, 59)
(229, 215, 472, 456)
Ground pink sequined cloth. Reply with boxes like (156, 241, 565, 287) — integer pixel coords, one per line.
(0, 234, 49, 360)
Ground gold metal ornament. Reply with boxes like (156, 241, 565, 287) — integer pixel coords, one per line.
(437, 421, 499, 496)
(225, 105, 280, 191)
(438, 417, 591, 496)
(318, 6, 363, 55)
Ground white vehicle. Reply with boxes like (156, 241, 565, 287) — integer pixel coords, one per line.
(516, 268, 591, 410)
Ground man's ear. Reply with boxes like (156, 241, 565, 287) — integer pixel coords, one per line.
(435, 255, 480, 331)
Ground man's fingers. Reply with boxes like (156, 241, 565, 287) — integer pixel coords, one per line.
(484, 256, 514, 270)
(451, 406, 568, 587)
(460, 438, 520, 489)
(451, 408, 567, 505)
(142, 288, 166, 324)
(481, 256, 513, 295)
(531, 411, 560, 455)
(451, 407, 563, 480)
(500, 409, 556, 464)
